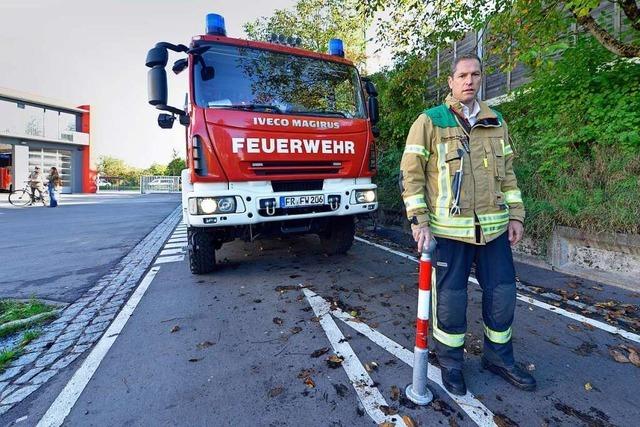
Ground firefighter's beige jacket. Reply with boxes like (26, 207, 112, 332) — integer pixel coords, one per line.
(399, 94, 525, 245)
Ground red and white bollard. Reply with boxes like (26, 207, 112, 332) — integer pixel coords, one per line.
(406, 238, 436, 405)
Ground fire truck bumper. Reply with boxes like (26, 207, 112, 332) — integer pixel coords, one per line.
(182, 178, 377, 228)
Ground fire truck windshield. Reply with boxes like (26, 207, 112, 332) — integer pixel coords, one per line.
(193, 43, 366, 119)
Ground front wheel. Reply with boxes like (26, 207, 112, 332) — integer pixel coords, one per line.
(188, 229, 217, 274)
(9, 190, 32, 207)
(319, 216, 355, 255)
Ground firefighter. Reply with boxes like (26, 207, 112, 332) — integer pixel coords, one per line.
(399, 53, 536, 395)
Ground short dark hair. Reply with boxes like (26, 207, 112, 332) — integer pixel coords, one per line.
(450, 53, 483, 76)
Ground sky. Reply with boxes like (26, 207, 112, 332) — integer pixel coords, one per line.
(0, 0, 300, 168)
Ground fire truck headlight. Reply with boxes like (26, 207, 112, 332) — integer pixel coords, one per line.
(216, 197, 236, 213)
(355, 190, 376, 204)
(199, 198, 218, 214)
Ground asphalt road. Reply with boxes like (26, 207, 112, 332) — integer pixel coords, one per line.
(1, 202, 639, 426)
(0, 192, 180, 302)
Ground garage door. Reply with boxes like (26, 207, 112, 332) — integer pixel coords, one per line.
(29, 148, 72, 193)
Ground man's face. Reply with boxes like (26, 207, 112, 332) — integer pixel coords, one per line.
(448, 58, 482, 104)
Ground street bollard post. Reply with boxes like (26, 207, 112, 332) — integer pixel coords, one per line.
(405, 238, 436, 405)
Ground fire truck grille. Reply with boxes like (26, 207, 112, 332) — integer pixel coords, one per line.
(271, 180, 324, 193)
(247, 161, 341, 176)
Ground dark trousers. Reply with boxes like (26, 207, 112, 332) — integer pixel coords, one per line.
(431, 232, 516, 370)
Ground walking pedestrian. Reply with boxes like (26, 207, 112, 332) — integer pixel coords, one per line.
(28, 166, 45, 202)
(47, 167, 61, 207)
(399, 53, 536, 395)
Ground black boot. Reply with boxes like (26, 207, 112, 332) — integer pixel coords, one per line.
(481, 358, 536, 391)
(441, 367, 467, 396)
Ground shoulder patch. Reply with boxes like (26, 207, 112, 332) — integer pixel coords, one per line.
(424, 104, 458, 128)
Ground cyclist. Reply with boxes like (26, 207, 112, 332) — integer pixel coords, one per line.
(28, 166, 45, 202)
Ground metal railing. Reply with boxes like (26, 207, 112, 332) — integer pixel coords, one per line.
(140, 175, 180, 194)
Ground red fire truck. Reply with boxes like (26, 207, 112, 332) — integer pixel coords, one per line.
(145, 13, 379, 274)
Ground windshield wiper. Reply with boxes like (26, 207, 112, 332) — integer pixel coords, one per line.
(294, 110, 347, 118)
(209, 104, 282, 114)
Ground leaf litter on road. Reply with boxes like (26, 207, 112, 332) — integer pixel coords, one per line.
(196, 341, 215, 350)
(170, 325, 180, 333)
(326, 354, 344, 369)
(311, 347, 329, 358)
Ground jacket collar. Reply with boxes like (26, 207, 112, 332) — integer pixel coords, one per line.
(445, 93, 500, 127)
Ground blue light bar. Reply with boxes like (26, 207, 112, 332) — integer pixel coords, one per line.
(206, 13, 226, 36)
(328, 38, 344, 57)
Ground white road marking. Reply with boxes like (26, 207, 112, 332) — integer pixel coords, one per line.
(355, 236, 640, 344)
(159, 247, 185, 256)
(37, 267, 161, 427)
(154, 255, 185, 264)
(164, 242, 188, 249)
(303, 288, 407, 427)
(304, 288, 495, 427)
(517, 295, 640, 344)
(167, 238, 187, 244)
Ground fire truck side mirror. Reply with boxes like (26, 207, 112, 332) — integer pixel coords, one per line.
(147, 67, 168, 106)
(368, 96, 379, 125)
(364, 80, 378, 97)
(157, 114, 175, 129)
(145, 47, 168, 68)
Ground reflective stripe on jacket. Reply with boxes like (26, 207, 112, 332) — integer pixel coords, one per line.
(400, 94, 525, 245)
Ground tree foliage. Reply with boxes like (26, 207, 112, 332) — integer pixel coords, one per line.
(243, 0, 369, 70)
(360, 0, 640, 64)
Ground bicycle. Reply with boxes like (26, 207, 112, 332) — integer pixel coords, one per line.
(9, 182, 49, 207)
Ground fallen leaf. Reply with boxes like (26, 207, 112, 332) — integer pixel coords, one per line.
(188, 357, 202, 362)
(581, 322, 595, 331)
(268, 386, 284, 397)
(253, 299, 262, 303)
(378, 405, 398, 416)
(609, 349, 630, 363)
(273, 317, 284, 325)
(311, 347, 330, 358)
(304, 377, 315, 388)
(449, 416, 460, 427)
(494, 413, 519, 427)
(290, 326, 302, 335)
(326, 354, 344, 368)
(310, 316, 320, 322)
(390, 385, 400, 401)
(584, 382, 593, 391)
(629, 348, 640, 367)
(378, 423, 394, 427)
(196, 341, 215, 350)
(402, 415, 417, 427)
(297, 368, 316, 379)
(567, 324, 581, 332)
(170, 325, 180, 333)
(364, 361, 379, 372)
(350, 310, 359, 317)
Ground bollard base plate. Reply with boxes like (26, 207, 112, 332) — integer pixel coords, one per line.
(405, 383, 433, 405)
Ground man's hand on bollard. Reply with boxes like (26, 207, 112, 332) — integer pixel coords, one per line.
(412, 225, 432, 254)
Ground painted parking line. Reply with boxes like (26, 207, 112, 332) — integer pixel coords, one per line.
(154, 255, 185, 264)
(354, 236, 640, 344)
(37, 267, 161, 427)
(164, 242, 188, 249)
(303, 288, 407, 427)
(303, 287, 495, 427)
(159, 247, 186, 256)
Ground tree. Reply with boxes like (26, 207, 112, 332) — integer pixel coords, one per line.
(166, 149, 186, 176)
(360, 0, 640, 64)
(243, 0, 369, 70)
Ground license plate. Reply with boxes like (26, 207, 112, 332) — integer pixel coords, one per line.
(280, 194, 325, 208)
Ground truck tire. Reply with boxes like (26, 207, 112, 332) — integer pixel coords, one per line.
(188, 229, 217, 274)
(319, 216, 355, 255)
